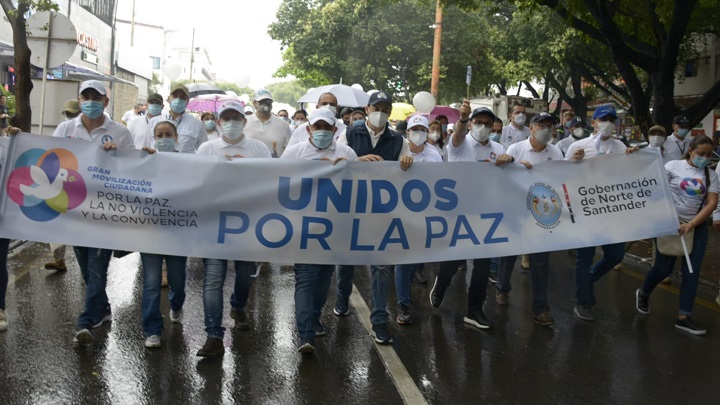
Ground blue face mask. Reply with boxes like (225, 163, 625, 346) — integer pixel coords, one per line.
(441, 124, 448, 133)
(489, 133, 501, 142)
(353, 119, 365, 127)
(154, 138, 177, 152)
(204, 120, 216, 130)
(147, 104, 162, 116)
(311, 129, 334, 149)
(81, 100, 104, 119)
(677, 128, 689, 138)
(692, 155, 710, 168)
(169, 98, 187, 114)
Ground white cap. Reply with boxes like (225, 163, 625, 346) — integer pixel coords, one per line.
(308, 108, 336, 126)
(407, 115, 429, 130)
(254, 89, 272, 101)
(79, 80, 107, 96)
(218, 101, 246, 117)
(243, 105, 255, 114)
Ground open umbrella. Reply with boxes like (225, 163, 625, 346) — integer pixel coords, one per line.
(186, 83, 225, 98)
(187, 94, 242, 113)
(423, 106, 460, 123)
(298, 84, 370, 107)
(390, 103, 415, 121)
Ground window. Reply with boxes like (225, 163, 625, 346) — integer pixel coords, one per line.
(150, 56, 160, 70)
(685, 59, 698, 78)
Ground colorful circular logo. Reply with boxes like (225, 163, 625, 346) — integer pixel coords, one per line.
(6, 148, 86, 221)
(527, 183, 562, 229)
(680, 178, 706, 196)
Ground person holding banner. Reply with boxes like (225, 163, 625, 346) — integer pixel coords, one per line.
(494, 112, 564, 326)
(281, 108, 358, 354)
(635, 135, 719, 335)
(334, 91, 413, 344)
(136, 120, 188, 348)
(195, 101, 271, 358)
(428, 103, 501, 330)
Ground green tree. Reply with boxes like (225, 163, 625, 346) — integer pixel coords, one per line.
(0, 0, 59, 131)
(265, 80, 307, 105)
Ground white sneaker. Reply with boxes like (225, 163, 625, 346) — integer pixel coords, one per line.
(73, 329, 94, 344)
(715, 293, 720, 307)
(144, 335, 161, 348)
(0, 309, 8, 332)
(170, 309, 183, 324)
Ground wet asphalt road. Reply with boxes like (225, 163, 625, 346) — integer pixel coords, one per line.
(0, 242, 719, 404)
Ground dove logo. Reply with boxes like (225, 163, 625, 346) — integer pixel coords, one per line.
(6, 148, 87, 222)
(527, 183, 563, 229)
(680, 178, 706, 196)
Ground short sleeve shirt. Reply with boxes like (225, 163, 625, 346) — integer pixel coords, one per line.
(280, 140, 358, 161)
(565, 133, 626, 160)
(149, 113, 208, 153)
(665, 159, 720, 222)
(662, 134, 692, 163)
(506, 139, 564, 165)
(446, 134, 505, 163)
(196, 136, 272, 158)
(411, 144, 443, 162)
(53, 115, 134, 150)
(244, 114, 293, 157)
(500, 124, 530, 150)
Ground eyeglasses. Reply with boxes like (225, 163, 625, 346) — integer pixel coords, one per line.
(533, 123, 555, 130)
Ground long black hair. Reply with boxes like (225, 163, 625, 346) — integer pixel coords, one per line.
(684, 134, 715, 159)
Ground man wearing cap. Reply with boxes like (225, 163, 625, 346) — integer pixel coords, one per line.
(51, 80, 134, 344)
(661, 115, 692, 163)
(150, 84, 207, 153)
(61, 99, 81, 121)
(428, 102, 499, 330)
(565, 105, 635, 322)
(244, 105, 255, 116)
(556, 117, 588, 156)
(287, 93, 346, 147)
(494, 112, 564, 326)
(500, 103, 531, 150)
(333, 90, 413, 344)
(195, 101, 271, 358)
(647, 125, 667, 154)
(245, 89, 292, 157)
(128, 93, 164, 150)
(280, 109, 357, 354)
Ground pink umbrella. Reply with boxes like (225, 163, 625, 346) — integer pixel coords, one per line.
(187, 94, 243, 113)
(417, 106, 460, 123)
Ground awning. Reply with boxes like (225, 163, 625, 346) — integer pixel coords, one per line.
(61, 62, 137, 87)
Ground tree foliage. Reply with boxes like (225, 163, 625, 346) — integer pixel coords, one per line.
(265, 80, 307, 105)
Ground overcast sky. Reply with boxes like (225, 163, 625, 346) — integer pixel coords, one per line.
(116, 0, 288, 89)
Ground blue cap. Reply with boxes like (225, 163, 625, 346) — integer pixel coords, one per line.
(469, 107, 495, 120)
(567, 117, 585, 128)
(592, 105, 617, 120)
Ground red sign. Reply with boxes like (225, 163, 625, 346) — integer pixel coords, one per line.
(77, 32, 98, 52)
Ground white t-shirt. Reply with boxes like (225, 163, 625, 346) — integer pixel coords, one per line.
(336, 123, 412, 158)
(196, 136, 272, 158)
(53, 115, 134, 150)
(665, 159, 719, 222)
(565, 133, 626, 159)
(662, 133, 692, 163)
(556, 135, 578, 156)
(127, 115, 156, 150)
(500, 124, 530, 150)
(149, 113, 208, 154)
(427, 143, 446, 161)
(287, 121, 347, 147)
(280, 140, 358, 161)
(207, 131, 220, 141)
(446, 134, 505, 163)
(122, 110, 140, 124)
(244, 114, 292, 157)
(506, 138, 563, 165)
(410, 144, 443, 162)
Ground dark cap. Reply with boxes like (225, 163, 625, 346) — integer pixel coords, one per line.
(672, 115, 690, 125)
(368, 91, 392, 106)
(340, 107, 354, 116)
(469, 107, 496, 121)
(567, 117, 585, 128)
(147, 93, 163, 103)
(530, 112, 558, 124)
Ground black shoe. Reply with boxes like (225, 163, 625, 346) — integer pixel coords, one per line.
(463, 310, 493, 330)
(91, 307, 112, 329)
(333, 295, 350, 316)
(372, 323, 393, 344)
(396, 304, 412, 325)
(414, 268, 428, 284)
(314, 319, 326, 337)
(573, 305, 594, 321)
(675, 317, 706, 335)
(230, 309, 250, 330)
(298, 337, 316, 354)
(196, 337, 225, 358)
(488, 274, 498, 284)
(429, 277, 444, 308)
(635, 289, 649, 314)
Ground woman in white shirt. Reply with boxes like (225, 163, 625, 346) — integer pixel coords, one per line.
(201, 112, 218, 141)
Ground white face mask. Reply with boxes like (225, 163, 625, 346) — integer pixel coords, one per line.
(221, 120, 245, 140)
(408, 130, 428, 146)
(572, 127, 585, 138)
(428, 131, 441, 142)
(513, 113, 526, 126)
(533, 128, 553, 144)
(596, 121, 612, 138)
(319, 104, 337, 114)
(649, 135, 665, 148)
(471, 124, 491, 143)
(368, 111, 389, 128)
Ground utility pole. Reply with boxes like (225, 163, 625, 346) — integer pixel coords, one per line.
(189, 28, 195, 82)
(130, 0, 135, 46)
(430, 0, 443, 99)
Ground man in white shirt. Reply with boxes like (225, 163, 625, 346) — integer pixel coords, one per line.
(661, 115, 692, 163)
(494, 112, 564, 326)
(128, 93, 164, 150)
(149, 84, 208, 153)
(122, 104, 142, 125)
(245, 89, 292, 157)
(447, 106, 505, 163)
(565, 105, 627, 160)
(556, 117, 588, 156)
(280, 109, 356, 354)
(500, 104, 531, 150)
(195, 101, 271, 358)
(288, 92, 347, 147)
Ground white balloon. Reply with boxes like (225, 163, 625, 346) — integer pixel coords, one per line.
(413, 91, 436, 114)
(236, 75, 250, 88)
(163, 62, 181, 81)
(367, 89, 379, 96)
(351, 83, 363, 91)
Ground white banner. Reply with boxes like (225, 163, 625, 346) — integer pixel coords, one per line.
(0, 134, 678, 265)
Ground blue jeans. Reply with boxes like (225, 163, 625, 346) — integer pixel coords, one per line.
(395, 264, 421, 307)
(433, 259, 489, 313)
(337, 265, 392, 326)
(489, 258, 499, 277)
(641, 223, 708, 315)
(294, 264, 334, 340)
(574, 242, 625, 306)
(74, 247, 113, 330)
(497, 253, 550, 315)
(202, 259, 256, 339)
(0, 238, 9, 310)
(140, 253, 187, 337)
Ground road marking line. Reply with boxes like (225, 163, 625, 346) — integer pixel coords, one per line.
(621, 268, 720, 313)
(349, 285, 428, 405)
